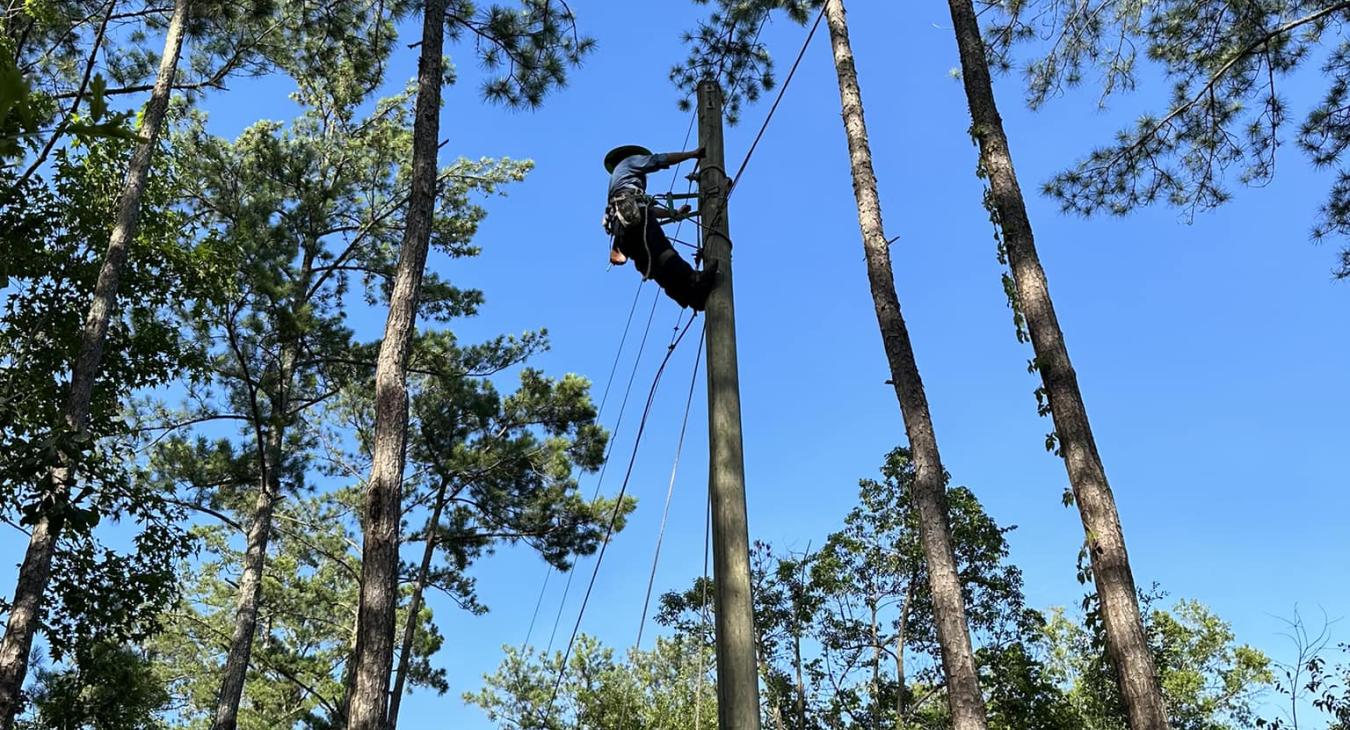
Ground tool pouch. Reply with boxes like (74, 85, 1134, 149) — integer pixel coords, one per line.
(603, 188, 647, 236)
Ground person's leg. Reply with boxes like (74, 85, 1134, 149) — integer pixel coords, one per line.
(617, 224, 651, 277)
(644, 215, 714, 310)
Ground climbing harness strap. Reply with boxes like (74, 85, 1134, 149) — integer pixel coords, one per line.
(603, 187, 649, 237)
(604, 186, 658, 279)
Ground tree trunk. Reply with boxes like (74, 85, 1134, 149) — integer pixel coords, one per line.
(896, 579, 913, 725)
(821, 2, 989, 729)
(870, 598, 881, 730)
(793, 632, 806, 730)
(210, 239, 315, 729)
(386, 479, 450, 729)
(0, 2, 190, 725)
(333, 609, 362, 727)
(344, 0, 447, 725)
(210, 434, 282, 730)
(941, 0, 1168, 727)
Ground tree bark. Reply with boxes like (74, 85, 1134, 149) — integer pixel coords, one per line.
(210, 433, 282, 730)
(344, 0, 447, 726)
(941, 0, 1168, 727)
(0, 2, 190, 725)
(821, 2, 990, 729)
(386, 479, 450, 729)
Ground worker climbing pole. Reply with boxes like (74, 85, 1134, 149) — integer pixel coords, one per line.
(698, 79, 763, 730)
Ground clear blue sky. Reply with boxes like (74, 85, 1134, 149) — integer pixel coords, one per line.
(7, 1, 1350, 726)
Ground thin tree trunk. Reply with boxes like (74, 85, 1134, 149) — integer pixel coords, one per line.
(793, 632, 806, 730)
(345, 0, 447, 725)
(0, 2, 189, 725)
(896, 579, 913, 725)
(211, 241, 315, 729)
(941, 1, 1168, 727)
(795, 555, 808, 729)
(821, 2, 989, 729)
(870, 598, 881, 730)
(210, 434, 282, 730)
(386, 479, 450, 729)
(333, 608, 362, 727)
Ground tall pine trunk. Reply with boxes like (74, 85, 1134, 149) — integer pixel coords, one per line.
(821, 2, 989, 728)
(0, 2, 190, 724)
(941, 0, 1168, 726)
(345, 0, 447, 725)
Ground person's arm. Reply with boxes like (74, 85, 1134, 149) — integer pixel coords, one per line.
(637, 147, 706, 173)
(651, 203, 693, 220)
(660, 147, 704, 167)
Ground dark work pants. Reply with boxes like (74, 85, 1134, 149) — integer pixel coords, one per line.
(616, 208, 704, 308)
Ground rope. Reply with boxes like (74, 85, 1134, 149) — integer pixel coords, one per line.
(696, 480, 712, 728)
(615, 320, 704, 729)
(531, 105, 705, 653)
(521, 281, 646, 649)
(529, 101, 699, 669)
(520, 568, 551, 649)
(729, 5, 825, 196)
(543, 288, 661, 655)
(534, 6, 808, 714)
(544, 313, 701, 714)
(633, 323, 706, 653)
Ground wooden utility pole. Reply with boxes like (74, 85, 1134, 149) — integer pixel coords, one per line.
(697, 79, 762, 730)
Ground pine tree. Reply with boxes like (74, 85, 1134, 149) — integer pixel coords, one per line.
(941, 0, 1172, 723)
(344, 2, 594, 726)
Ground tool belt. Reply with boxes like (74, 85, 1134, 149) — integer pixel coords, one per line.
(603, 187, 649, 237)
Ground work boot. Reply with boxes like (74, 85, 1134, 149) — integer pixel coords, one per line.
(686, 260, 719, 312)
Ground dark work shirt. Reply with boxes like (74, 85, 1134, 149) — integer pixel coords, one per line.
(607, 153, 672, 197)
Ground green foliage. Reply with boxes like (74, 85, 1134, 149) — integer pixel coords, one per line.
(1257, 613, 1350, 729)
(150, 492, 409, 729)
(0, 135, 220, 662)
(670, 0, 819, 124)
(657, 447, 1035, 729)
(1044, 596, 1273, 729)
(466, 635, 718, 730)
(981, 0, 1350, 276)
(444, 0, 597, 108)
(1300, 646, 1350, 728)
(1, 139, 220, 505)
(140, 68, 619, 722)
(978, 642, 1080, 730)
(0, 50, 44, 161)
(403, 350, 621, 590)
(647, 446, 1271, 730)
(1, 0, 403, 177)
(16, 642, 170, 730)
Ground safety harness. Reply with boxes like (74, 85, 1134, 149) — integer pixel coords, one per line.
(603, 186, 659, 279)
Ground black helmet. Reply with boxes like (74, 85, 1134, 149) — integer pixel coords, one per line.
(604, 144, 652, 173)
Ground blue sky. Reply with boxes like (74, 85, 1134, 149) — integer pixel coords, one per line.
(6, 0, 1350, 726)
(392, 1, 1348, 723)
